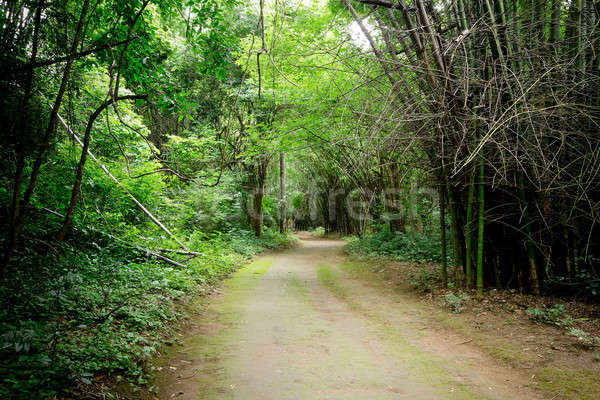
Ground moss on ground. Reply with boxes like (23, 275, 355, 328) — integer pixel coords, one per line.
(316, 263, 488, 400)
(337, 259, 600, 400)
(537, 367, 600, 400)
(153, 258, 274, 399)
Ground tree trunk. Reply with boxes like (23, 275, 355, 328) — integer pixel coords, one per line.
(550, 0, 562, 43)
(252, 158, 269, 237)
(245, 167, 255, 227)
(3, 0, 45, 274)
(279, 153, 286, 234)
(57, 95, 146, 241)
(3, 0, 90, 273)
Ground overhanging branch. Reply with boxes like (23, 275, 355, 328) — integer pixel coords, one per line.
(14, 37, 138, 73)
(352, 0, 402, 9)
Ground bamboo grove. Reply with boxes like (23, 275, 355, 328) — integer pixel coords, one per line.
(327, 0, 600, 295)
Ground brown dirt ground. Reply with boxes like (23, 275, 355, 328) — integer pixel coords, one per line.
(355, 255, 600, 400)
(108, 234, 600, 400)
(119, 235, 599, 400)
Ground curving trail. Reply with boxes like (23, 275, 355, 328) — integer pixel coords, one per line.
(155, 236, 544, 400)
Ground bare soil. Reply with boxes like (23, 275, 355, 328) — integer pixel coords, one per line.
(136, 235, 600, 400)
(346, 251, 600, 400)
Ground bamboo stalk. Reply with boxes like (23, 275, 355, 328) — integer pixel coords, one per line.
(519, 171, 541, 294)
(446, 180, 464, 285)
(465, 164, 475, 288)
(439, 184, 448, 288)
(476, 153, 485, 296)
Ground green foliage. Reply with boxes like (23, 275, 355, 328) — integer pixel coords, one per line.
(567, 328, 599, 348)
(407, 269, 440, 293)
(0, 226, 293, 399)
(526, 305, 573, 327)
(226, 229, 296, 256)
(561, 262, 600, 300)
(345, 227, 450, 264)
(309, 226, 326, 237)
(159, 175, 245, 235)
(444, 292, 470, 313)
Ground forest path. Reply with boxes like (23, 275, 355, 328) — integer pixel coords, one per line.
(155, 236, 543, 400)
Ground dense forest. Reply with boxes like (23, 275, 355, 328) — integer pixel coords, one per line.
(1, 0, 599, 398)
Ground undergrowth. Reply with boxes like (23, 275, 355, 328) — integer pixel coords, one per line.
(344, 227, 450, 264)
(527, 304, 600, 348)
(526, 304, 573, 327)
(444, 292, 470, 313)
(308, 226, 326, 237)
(0, 227, 294, 399)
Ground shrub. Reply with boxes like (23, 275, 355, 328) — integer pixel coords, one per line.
(568, 327, 599, 348)
(345, 228, 451, 264)
(408, 269, 440, 292)
(526, 304, 573, 327)
(0, 228, 294, 398)
(444, 292, 469, 313)
(310, 226, 326, 237)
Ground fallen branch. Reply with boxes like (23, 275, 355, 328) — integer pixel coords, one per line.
(142, 249, 189, 269)
(455, 339, 473, 345)
(23, 235, 60, 255)
(352, 0, 402, 9)
(39, 207, 190, 269)
(155, 248, 202, 256)
(42, 207, 65, 218)
(181, 254, 199, 263)
(54, 112, 189, 250)
(57, 94, 148, 241)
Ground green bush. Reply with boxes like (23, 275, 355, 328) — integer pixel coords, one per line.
(526, 304, 573, 327)
(407, 269, 440, 292)
(309, 226, 325, 236)
(444, 292, 469, 313)
(344, 227, 451, 264)
(0, 227, 293, 399)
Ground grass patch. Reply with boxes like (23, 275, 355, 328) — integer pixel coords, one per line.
(287, 274, 308, 299)
(317, 264, 351, 301)
(218, 258, 274, 322)
(232, 258, 273, 279)
(537, 367, 600, 400)
(339, 260, 371, 277)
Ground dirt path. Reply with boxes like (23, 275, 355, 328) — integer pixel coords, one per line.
(155, 237, 545, 399)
